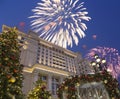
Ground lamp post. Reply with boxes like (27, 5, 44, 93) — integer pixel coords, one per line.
(90, 54, 110, 99)
(90, 54, 107, 73)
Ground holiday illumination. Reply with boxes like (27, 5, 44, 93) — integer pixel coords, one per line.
(85, 46, 120, 80)
(29, 0, 91, 48)
(57, 73, 120, 99)
(0, 28, 24, 98)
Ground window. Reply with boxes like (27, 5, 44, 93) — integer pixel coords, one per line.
(41, 76, 47, 81)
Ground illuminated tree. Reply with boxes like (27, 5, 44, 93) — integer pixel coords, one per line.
(27, 78, 51, 99)
(57, 54, 120, 99)
(57, 72, 120, 99)
(0, 28, 24, 99)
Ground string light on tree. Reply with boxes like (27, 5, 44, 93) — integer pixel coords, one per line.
(9, 77, 16, 83)
(0, 27, 24, 98)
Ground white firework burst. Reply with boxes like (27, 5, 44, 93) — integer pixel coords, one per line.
(29, 0, 91, 48)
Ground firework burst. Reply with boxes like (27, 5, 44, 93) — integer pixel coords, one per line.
(85, 46, 120, 80)
(29, 0, 91, 48)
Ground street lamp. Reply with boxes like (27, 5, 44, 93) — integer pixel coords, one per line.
(90, 54, 107, 73)
(89, 54, 109, 98)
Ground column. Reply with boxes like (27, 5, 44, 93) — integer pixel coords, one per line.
(22, 72, 33, 95)
(60, 76, 66, 99)
(60, 76, 64, 84)
(48, 74, 52, 92)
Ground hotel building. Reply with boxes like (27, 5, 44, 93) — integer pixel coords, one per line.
(2, 25, 92, 99)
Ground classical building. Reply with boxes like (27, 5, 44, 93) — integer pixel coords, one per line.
(76, 57, 93, 75)
(2, 25, 92, 99)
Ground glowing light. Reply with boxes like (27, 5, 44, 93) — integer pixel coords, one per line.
(19, 22, 25, 31)
(19, 22, 25, 27)
(85, 46, 120, 80)
(9, 77, 16, 83)
(94, 54, 99, 59)
(24, 41, 28, 44)
(29, 0, 91, 48)
(107, 68, 112, 72)
(23, 45, 27, 49)
(96, 58, 101, 63)
(101, 59, 106, 64)
(91, 62, 96, 66)
(18, 35, 22, 40)
(92, 34, 97, 40)
(82, 44, 87, 49)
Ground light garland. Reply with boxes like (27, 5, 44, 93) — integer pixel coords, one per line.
(57, 70, 120, 99)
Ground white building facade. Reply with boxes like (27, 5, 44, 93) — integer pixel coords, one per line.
(2, 25, 92, 99)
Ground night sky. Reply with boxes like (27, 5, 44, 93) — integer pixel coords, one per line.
(0, 0, 120, 56)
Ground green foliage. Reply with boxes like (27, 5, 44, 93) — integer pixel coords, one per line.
(27, 79, 51, 99)
(0, 28, 24, 99)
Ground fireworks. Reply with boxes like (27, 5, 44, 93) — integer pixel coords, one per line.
(92, 34, 97, 40)
(29, 0, 91, 48)
(85, 46, 120, 80)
